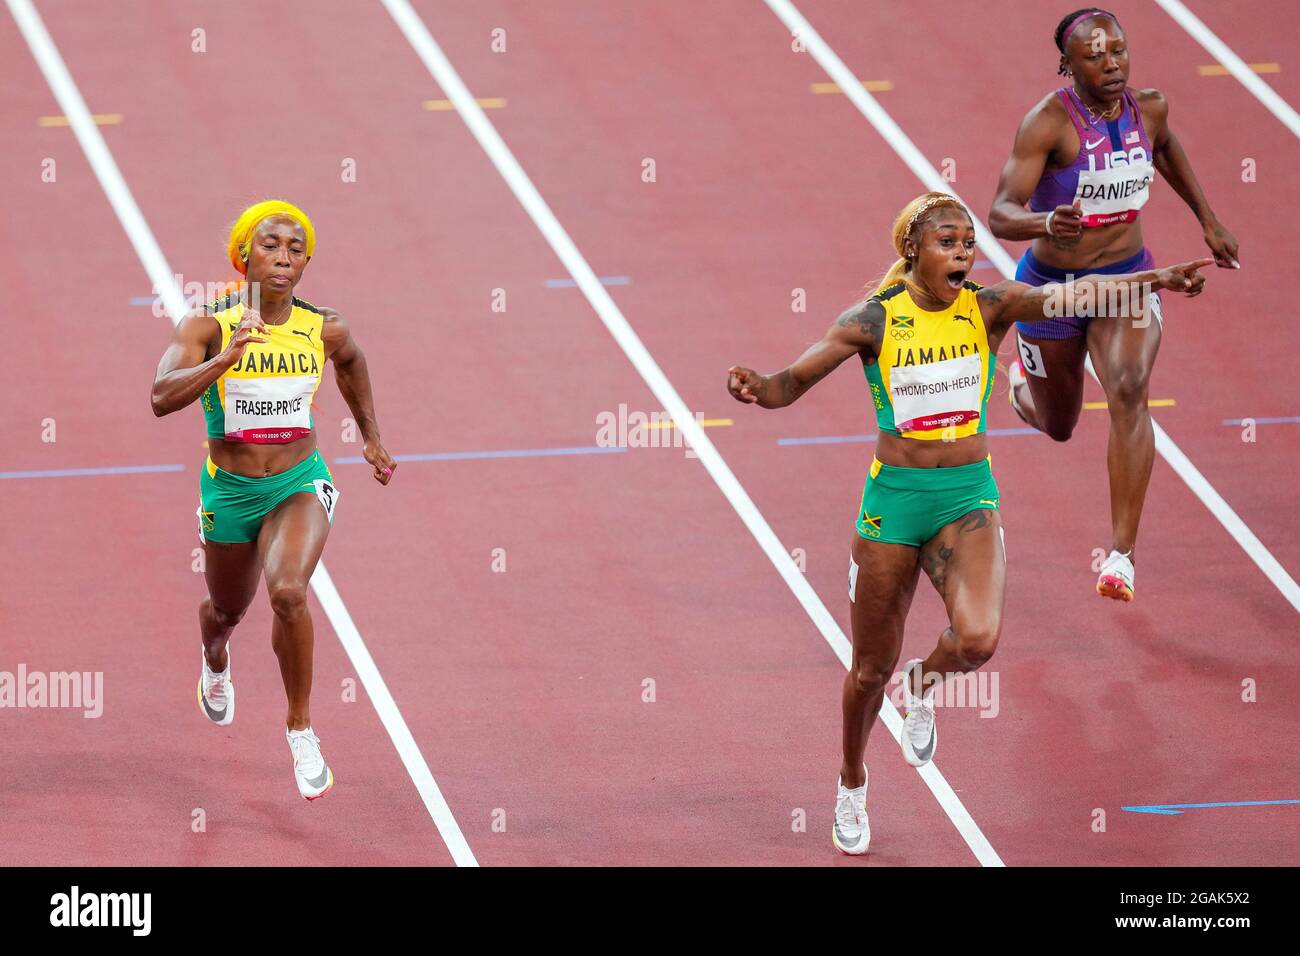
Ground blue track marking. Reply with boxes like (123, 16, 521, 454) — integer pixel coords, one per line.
(133, 294, 213, 308)
(0, 464, 184, 479)
(544, 276, 630, 288)
(777, 427, 1041, 446)
(777, 433, 876, 446)
(1122, 799, 1300, 815)
(334, 445, 627, 464)
(1222, 416, 1300, 426)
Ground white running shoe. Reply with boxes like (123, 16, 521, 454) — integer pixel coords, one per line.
(832, 766, 870, 855)
(1097, 549, 1135, 602)
(287, 727, 334, 801)
(197, 644, 234, 726)
(1007, 360, 1029, 423)
(900, 658, 938, 767)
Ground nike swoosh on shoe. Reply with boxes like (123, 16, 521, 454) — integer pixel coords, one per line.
(199, 681, 227, 722)
(910, 725, 935, 763)
(304, 765, 331, 789)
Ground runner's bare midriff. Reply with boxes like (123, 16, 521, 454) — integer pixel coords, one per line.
(208, 435, 318, 478)
(876, 431, 990, 469)
(1032, 217, 1145, 272)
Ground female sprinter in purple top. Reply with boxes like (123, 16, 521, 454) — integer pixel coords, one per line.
(990, 7, 1238, 601)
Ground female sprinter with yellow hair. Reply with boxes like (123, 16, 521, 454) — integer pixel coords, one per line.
(151, 201, 396, 800)
(726, 192, 1210, 854)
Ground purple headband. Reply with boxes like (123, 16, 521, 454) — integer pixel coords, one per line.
(1059, 10, 1113, 51)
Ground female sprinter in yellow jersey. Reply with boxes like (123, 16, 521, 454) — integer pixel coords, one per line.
(726, 193, 1211, 854)
(151, 200, 396, 800)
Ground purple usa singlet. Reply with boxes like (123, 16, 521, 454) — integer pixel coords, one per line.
(1030, 87, 1155, 227)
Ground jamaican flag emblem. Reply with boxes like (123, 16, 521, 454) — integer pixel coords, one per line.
(200, 510, 215, 533)
(890, 315, 915, 341)
(861, 511, 883, 538)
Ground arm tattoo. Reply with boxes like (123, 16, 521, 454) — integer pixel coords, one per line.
(979, 285, 1011, 330)
(779, 360, 836, 406)
(836, 300, 885, 350)
(805, 360, 838, 387)
(763, 369, 794, 406)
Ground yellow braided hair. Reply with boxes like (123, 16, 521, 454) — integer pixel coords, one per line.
(227, 200, 316, 275)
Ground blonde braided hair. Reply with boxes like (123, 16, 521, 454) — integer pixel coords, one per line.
(868, 192, 971, 297)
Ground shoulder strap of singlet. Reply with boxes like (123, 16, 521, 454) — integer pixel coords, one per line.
(874, 282, 907, 303)
(291, 296, 323, 314)
(962, 279, 983, 292)
(1123, 88, 1145, 131)
(1056, 87, 1091, 139)
(208, 291, 241, 314)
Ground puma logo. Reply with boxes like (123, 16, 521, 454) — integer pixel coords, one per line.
(953, 315, 975, 328)
(291, 328, 315, 342)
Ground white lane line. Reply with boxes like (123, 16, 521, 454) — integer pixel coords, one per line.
(1154, 0, 1300, 139)
(380, 0, 1004, 867)
(308, 565, 477, 866)
(767, 0, 1300, 615)
(6, 0, 190, 325)
(7, 0, 478, 867)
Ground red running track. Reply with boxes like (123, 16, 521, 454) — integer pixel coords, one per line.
(2, 0, 1296, 866)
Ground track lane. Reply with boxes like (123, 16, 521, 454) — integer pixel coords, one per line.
(20, 0, 969, 865)
(402, 0, 1013, 864)
(11, 0, 1294, 866)
(401, 0, 1300, 864)
(1, 0, 456, 866)
(798, 0, 1299, 576)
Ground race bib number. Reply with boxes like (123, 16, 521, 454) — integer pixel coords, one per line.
(889, 352, 983, 433)
(1018, 336, 1048, 378)
(311, 479, 340, 523)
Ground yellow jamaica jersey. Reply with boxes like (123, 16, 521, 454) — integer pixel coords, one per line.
(864, 281, 994, 441)
(201, 293, 325, 443)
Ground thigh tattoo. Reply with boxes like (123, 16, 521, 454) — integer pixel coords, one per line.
(921, 542, 954, 596)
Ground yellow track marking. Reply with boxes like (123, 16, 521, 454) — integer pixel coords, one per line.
(810, 80, 893, 94)
(645, 418, 733, 430)
(1198, 63, 1279, 76)
(1083, 399, 1176, 410)
(39, 113, 122, 126)
(423, 97, 505, 111)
